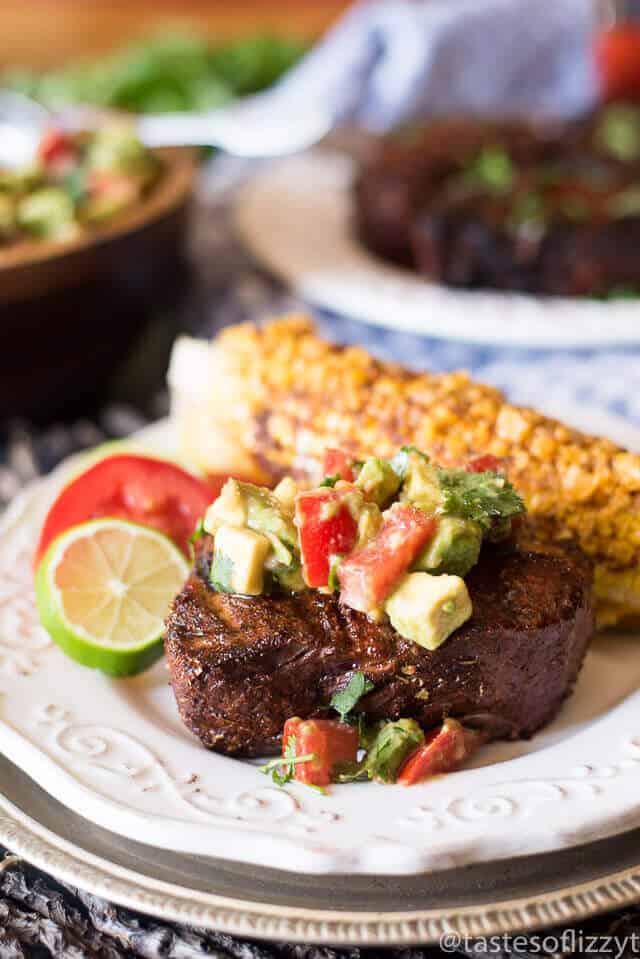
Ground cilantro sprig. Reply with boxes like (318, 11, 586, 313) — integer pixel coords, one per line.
(330, 672, 374, 723)
(258, 735, 316, 786)
(437, 468, 525, 532)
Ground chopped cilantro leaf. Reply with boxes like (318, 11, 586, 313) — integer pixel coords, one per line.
(320, 474, 340, 488)
(189, 517, 205, 545)
(210, 550, 235, 592)
(333, 759, 369, 783)
(258, 734, 316, 787)
(466, 146, 514, 194)
(437, 468, 525, 532)
(330, 672, 375, 723)
(327, 554, 344, 592)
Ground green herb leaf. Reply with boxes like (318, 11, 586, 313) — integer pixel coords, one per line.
(319, 474, 340, 488)
(364, 719, 424, 784)
(333, 759, 369, 784)
(466, 146, 514, 194)
(437, 468, 525, 532)
(330, 672, 375, 723)
(258, 734, 316, 787)
(62, 167, 89, 207)
(189, 517, 205, 545)
(327, 554, 344, 592)
(210, 550, 235, 592)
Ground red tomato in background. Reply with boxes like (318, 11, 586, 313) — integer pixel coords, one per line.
(38, 129, 78, 175)
(35, 455, 223, 567)
(283, 717, 359, 787)
(296, 487, 359, 588)
(596, 25, 640, 101)
(397, 719, 487, 786)
(338, 504, 436, 613)
(322, 448, 355, 482)
(88, 170, 140, 204)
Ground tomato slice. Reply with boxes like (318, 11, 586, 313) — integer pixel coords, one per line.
(296, 487, 359, 588)
(35, 454, 222, 567)
(466, 454, 502, 474)
(322, 448, 355, 483)
(338, 504, 436, 612)
(397, 718, 486, 786)
(283, 717, 359, 787)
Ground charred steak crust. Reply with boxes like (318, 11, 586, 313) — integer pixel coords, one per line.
(166, 537, 595, 758)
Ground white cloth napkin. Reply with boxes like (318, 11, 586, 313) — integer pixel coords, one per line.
(278, 0, 600, 131)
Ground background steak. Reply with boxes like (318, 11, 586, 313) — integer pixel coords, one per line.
(166, 537, 594, 758)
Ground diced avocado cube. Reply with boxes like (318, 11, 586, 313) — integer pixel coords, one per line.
(205, 479, 299, 567)
(244, 483, 298, 553)
(211, 526, 271, 595)
(356, 457, 401, 506)
(0, 195, 15, 240)
(0, 166, 42, 195)
(273, 476, 299, 514)
(17, 187, 75, 238)
(396, 450, 443, 514)
(414, 517, 482, 577)
(385, 572, 472, 651)
(355, 501, 383, 549)
(272, 563, 307, 593)
(204, 478, 247, 532)
(86, 126, 157, 180)
(81, 188, 136, 225)
(364, 718, 424, 784)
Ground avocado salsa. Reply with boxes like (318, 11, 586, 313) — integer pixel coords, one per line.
(197, 447, 526, 791)
(0, 125, 160, 245)
(202, 446, 525, 652)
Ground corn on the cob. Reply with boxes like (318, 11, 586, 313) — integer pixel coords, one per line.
(168, 315, 640, 627)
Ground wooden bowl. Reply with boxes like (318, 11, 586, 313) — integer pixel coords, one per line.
(0, 147, 197, 423)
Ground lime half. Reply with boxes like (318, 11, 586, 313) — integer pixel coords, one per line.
(36, 518, 190, 676)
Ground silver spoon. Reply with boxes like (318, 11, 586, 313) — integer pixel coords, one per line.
(0, 86, 334, 168)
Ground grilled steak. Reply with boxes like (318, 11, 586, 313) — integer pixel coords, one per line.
(166, 537, 595, 758)
(354, 111, 640, 296)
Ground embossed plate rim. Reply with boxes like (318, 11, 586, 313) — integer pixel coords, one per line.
(1, 418, 640, 880)
(2, 760, 640, 944)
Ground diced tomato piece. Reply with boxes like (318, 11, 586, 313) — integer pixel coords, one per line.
(466, 454, 502, 474)
(296, 488, 359, 588)
(283, 718, 359, 787)
(38, 129, 77, 174)
(397, 718, 487, 786)
(338, 504, 436, 612)
(88, 170, 140, 204)
(322, 448, 355, 483)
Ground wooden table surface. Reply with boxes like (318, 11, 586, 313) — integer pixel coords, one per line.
(0, 0, 351, 68)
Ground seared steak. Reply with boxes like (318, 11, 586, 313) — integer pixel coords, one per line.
(165, 537, 594, 758)
(354, 113, 640, 296)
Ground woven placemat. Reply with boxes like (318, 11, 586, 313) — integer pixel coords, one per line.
(2, 849, 640, 957)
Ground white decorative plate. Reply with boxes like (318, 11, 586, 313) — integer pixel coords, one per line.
(1, 418, 640, 876)
(233, 150, 640, 349)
